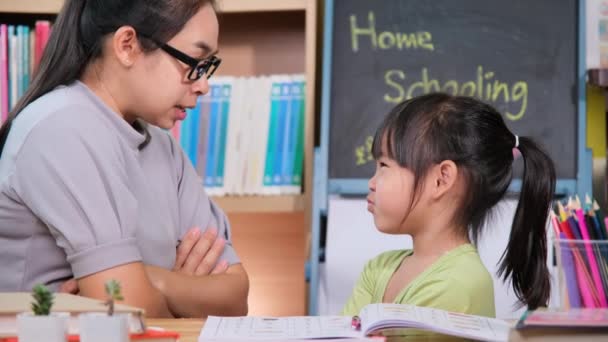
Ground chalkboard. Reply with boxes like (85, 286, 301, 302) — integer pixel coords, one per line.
(327, 0, 578, 180)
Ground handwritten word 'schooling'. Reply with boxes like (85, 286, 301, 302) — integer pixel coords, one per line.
(384, 66, 528, 121)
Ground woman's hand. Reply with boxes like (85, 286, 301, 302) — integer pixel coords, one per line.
(174, 227, 229, 276)
(59, 278, 79, 294)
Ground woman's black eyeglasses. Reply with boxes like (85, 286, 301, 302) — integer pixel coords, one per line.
(140, 34, 221, 81)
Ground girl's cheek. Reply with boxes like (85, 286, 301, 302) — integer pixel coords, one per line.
(374, 177, 384, 205)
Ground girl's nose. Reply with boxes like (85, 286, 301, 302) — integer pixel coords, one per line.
(368, 175, 376, 192)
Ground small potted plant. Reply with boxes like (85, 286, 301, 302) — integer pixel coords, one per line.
(17, 284, 68, 342)
(79, 279, 129, 342)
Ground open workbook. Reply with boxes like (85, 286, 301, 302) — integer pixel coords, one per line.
(200, 303, 511, 342)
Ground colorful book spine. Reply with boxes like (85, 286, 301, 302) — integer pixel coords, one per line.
(291, 78, 305, 191)
(273, 81, 289, 188)
(263, 82, 282, 189)
(204, 84, 221, 189)
(195, 95, 211, 181)
(188, 95, 203, 167)
(180, 104, 194, 165)
(281, 78, 299, 192)
(15, 26, 22, 101)
(22, 25, 29, 94)
(34, 21, 51, 71)
(215, 83, 231, 189)
(8, 25, 16, 110)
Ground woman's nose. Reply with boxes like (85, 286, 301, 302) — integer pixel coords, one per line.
(192, 76, 210, 96)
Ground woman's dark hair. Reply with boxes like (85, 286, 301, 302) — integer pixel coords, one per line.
(372, 93, 556, 310)
(0, 0, 216, 157)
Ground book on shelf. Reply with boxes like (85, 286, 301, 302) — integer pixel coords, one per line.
(175, 74, 306, 197)
(0, 292, 145, 337)
(200, 303, 511, 342)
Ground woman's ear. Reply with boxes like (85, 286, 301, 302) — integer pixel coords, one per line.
(111, 26, 141, 67)
(430, 160, 459, 199)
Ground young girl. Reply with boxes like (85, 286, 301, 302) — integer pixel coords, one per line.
(342, 93, 555, 318)
(0, 0, 248, 318)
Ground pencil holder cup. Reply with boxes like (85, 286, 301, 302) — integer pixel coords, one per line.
(554, 238, 608, 309)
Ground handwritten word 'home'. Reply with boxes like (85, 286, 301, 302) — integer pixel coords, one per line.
(350, 12, 434, 52)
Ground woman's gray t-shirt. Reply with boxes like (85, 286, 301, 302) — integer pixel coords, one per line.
(0, 81, 239, 291)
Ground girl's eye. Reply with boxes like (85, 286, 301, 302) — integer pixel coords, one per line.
(379, 162, 388, 168)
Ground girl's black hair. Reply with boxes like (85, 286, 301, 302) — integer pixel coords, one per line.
(372, 93, 555, 310)
(0, 0, 216, 157)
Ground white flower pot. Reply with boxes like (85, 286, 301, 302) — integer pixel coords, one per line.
(17, 312, 68, 342)
(78, 313, 129, 342)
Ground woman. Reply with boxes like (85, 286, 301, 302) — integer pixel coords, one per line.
(0, 0, 248, 318)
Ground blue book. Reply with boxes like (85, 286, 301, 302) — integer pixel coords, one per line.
(204, 85, 221, 189)
(195, 96, 211, 180)
(287, 79, 305, 189)
(263, 82, 282, 187)
(291, 80, 305, 189)
(22, 25, 29, 95)
(280, 80, 296, 188)
(180, 105, 194, 165)
(215, 83, 231, 188)
(189, 97, 203, 166)
(273, 82, 289, 187)
(15, 26, 22, 100)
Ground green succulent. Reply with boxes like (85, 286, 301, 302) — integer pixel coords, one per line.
(31, 284, 54, 316)
(104, 279, 124, 316)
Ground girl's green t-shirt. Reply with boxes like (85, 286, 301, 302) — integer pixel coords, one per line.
(342, 244, 495, 318)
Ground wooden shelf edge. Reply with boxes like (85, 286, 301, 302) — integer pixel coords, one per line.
(0, 0, 307, 15)
(0, 0, 63, 14)
(212, 195, 306, 213)
(218, 0, 306, 13)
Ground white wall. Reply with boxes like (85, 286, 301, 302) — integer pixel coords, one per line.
(588, 0, 601, 69)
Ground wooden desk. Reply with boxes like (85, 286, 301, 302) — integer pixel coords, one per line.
(147, 318, 205, 342)
(148, 318, 608, 342)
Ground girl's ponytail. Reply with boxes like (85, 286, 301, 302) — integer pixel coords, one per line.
(498, 136, 556, 309)
(0, 0, 88, 157)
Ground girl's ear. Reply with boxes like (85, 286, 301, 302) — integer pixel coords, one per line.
(430, 160, 459, 199)
(111, 25, 142, 67)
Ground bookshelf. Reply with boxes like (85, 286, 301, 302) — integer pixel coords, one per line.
(0, 0, 316, 316)
(213, 194, 306, 213)
(0, 0, 63, 14)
